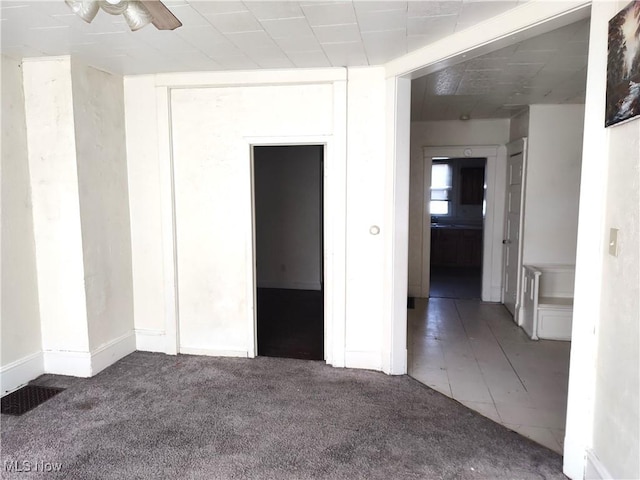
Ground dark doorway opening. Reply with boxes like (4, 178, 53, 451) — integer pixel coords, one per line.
(429, 158, 486, 300)
(253, 145, 324, 360)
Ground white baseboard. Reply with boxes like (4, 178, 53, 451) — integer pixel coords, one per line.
(90, 331, 136, 375)
(585, 450, 614, 480)
(43, 331, 136, 378)
(345, 351, 382, 371)
(135, 329, 166, 353)
(0, 352, 45, 396)
(43, 350, 92, 377)
(256, 281, 322, 291)
(382, 348, 408, 375)
(180, 347, 249, 358)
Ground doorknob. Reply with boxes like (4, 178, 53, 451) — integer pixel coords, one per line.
(502, 239, 511, 244)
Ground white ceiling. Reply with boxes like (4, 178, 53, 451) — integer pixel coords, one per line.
(411, 18, 589, 121)
(1, 0, 528, 74)
(0, 1, 589, 121)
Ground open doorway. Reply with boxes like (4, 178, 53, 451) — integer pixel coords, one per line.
(429, 157, 486, 300)
(405, 17, 590, 455)
(252, 145, 324, 360)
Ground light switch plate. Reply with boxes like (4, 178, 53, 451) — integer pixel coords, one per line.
(609, 228, 619, 257)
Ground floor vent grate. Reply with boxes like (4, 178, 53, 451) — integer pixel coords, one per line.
(1, 385, 64, 416)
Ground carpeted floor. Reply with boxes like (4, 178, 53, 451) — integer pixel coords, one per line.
(1, 352, 566, 479)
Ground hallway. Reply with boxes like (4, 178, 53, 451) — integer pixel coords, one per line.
(408, 298, 571, 454)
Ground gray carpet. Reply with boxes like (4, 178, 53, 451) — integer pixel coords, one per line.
(1, 352, 565, 479)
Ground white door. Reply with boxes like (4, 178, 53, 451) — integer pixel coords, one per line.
(502, 139, 527, 321)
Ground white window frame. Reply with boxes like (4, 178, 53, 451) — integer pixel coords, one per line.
(430, 160, 454, 218)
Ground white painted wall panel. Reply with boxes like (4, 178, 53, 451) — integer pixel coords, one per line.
(22, 57, 90, 353)
(170, 84, 333, 354)
(0, 55, 42, 367)
(124, 76, 166, 333)
(70, 60, 135, 351)
(522, 104, 584, 265)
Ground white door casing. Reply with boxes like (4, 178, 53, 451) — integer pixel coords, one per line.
(155, 76, 348, 366)
(420, 146, 505, 302)
(502, 138, 528, 323)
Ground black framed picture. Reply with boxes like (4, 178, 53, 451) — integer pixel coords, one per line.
(606, 0, 640, 127)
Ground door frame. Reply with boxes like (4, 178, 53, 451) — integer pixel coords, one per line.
(250, 143, 325, 358)
(420, 145, 506, 302)
(386, 3, 592, 477)
(502, 138, 529, 324)
(157, 77, 348, 366)
(248, 137, 331, 360)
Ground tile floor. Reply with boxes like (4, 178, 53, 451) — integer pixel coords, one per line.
(408, 297, 571, 454)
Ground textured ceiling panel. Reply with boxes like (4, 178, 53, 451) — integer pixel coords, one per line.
(0, 0, 522, 73)
(412, 18, 590, 121)
(0, 1, 589, 121)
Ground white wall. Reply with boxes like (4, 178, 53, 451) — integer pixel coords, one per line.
(0, 55, 44, 393)
(20, 57, 135, 377)
(70, 60, 135, 352)
(411, 119, 511, 148)
(509, 109, 530, 142)
(124, 67, 388, 371)
(408, 119, 510, 297)
(22, 57, 91, 358)
(171, 83, 333, 356)
(254, 146, 322, 291)
(565, 2, 639, 478)
(522, 104, 585, 266)
(590, 117, 640, 480)
(123, 75, 165, 345)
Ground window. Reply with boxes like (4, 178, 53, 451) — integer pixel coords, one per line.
(430, 162, 452, 215)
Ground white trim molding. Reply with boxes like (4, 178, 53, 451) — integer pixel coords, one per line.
(244, 131, 345, 367)
(180, 347, 249, 358)
(90, 331, 136, 375)
(585, 450, 614, 480)
(157, 85, 180, 356)
(154, 67, 346, 88)
(0, 352, 45, 397)
(135, 329, 167, 353)
(382, 75, 411, 375)
(43, 350, 92, 377)
(385, 1, 590, 79)
(43, 331, 136, 378)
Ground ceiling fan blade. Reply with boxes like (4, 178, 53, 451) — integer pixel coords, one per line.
(139, 0, 182, 30)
